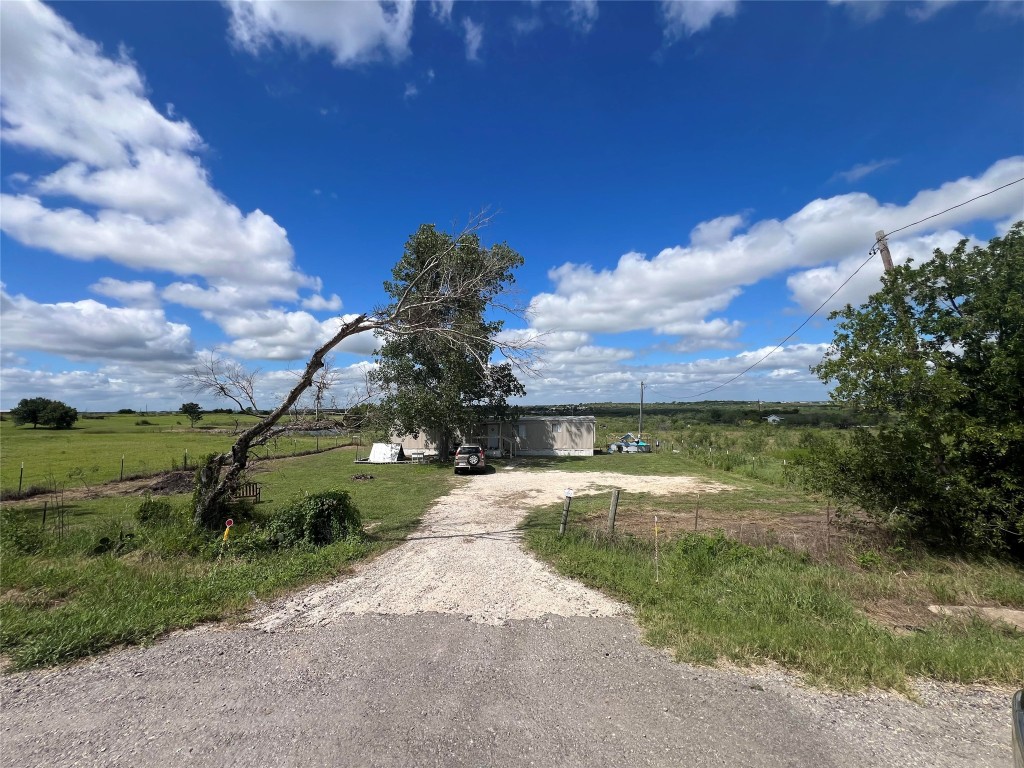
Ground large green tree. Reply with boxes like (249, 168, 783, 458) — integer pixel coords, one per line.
(371, 224, 526, 448)
(10, 397, 78, 429)
(810, 222, 1023, 553)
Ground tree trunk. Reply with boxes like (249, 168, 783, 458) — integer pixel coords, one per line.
(191, 314, 369, 528)
(192, 454, 230, 529)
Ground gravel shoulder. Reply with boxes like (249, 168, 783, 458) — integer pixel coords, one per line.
(1, 469, 1015, 767)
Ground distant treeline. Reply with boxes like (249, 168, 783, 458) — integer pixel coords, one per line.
(524, 401, 885, 428)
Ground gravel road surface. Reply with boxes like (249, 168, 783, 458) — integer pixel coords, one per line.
(1, 470, 1014, 767)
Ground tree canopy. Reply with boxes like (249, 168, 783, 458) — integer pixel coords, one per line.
(10, 397, 78, 429)
(371, 224, 526, 446)
(180, 402, 203, 428)
(810, 221, 1023, 553)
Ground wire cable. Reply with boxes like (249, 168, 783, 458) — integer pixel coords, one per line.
(675, 176, 1024, 401)
(882, 176, 1024, 240)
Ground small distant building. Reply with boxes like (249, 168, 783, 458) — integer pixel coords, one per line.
(763, 414, 784, 425)
(394, 415, 596, 458)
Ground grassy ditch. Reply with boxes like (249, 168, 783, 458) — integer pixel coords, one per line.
(523, 500, 1024, 692)
(1, 451, 453, 671)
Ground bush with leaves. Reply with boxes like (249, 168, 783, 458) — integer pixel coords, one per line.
(811, 222, 1024, 554)
(134, 493, 178, 525)
(268, 490, 362, 548)
(0, 507, 45, 555)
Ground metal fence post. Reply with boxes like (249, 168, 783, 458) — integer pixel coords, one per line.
(559, 488, 574, 536)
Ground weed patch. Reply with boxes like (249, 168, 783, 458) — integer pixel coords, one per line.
(1, 452, 454, 671)
(524, 504, 1024, 690)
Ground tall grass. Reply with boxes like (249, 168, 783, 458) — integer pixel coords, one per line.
(0, 530, 368, 669)
(524, 506, 1024, 691)
(0, 452, 455, 670)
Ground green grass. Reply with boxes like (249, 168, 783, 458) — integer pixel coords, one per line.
(0, 451, 454, 671)
(0, 413, 358, 495)
(523, 506, 1024, 691)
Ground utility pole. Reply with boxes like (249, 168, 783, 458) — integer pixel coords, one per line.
(638, 381, 645, 438)
(875, 230, 894, 272)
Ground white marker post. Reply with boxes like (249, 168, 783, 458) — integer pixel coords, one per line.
(559, 488, 574, 536)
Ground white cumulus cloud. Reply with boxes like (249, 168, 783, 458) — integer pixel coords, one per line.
(90, 278, 161, 308)
(0, 0, 321, 318)
(0, 0, 199, 166)
(527, 157, 1024, 350)
(785, 229, 973, 315)
(225, 0, 415, 66)
(301, 293, 344, 312)
(660, 0, 738, 39)
(217, 311, 382, 361)
(1, 287, 194, 363)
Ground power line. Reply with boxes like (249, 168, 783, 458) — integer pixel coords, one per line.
(883, 177, 1024, 239)
(675, 176, 1024, 401)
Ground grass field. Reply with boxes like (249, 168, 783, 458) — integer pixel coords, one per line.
(519, 451, 1024, 691)
(1, 449, 454, 670)
(0, 413, 365, 496)
(5, 405, 1022, 688)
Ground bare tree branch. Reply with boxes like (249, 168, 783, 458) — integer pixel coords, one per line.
(186, 354, 261, 413)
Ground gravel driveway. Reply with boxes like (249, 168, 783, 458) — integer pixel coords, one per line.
(0, 469, 1014, 767)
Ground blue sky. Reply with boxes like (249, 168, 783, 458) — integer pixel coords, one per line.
(2, 0, 1022, 411)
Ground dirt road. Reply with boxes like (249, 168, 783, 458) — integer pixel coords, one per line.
(251, 469, 728, 630)
(0, 470, 1013, 767)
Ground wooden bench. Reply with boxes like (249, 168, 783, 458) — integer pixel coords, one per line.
(234, 482, 261, 503)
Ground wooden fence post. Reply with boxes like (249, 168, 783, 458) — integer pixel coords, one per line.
(826, 500, 832, 556)
(608, 489, 620, 535)
(654, 515, 660, 582)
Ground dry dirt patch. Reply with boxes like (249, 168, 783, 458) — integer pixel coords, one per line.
(251, 470, 730, 631)
(1, 470, 195, 508)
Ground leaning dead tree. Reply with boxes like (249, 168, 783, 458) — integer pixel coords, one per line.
(189, 213, 534, 528)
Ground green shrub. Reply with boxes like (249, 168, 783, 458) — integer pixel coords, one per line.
(0, 508, 46, 554)
(134, 493, 177, 525)
(134, 419, 154, 426)
(855, 550, 884, 570)
(268, 490, 362, 548)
